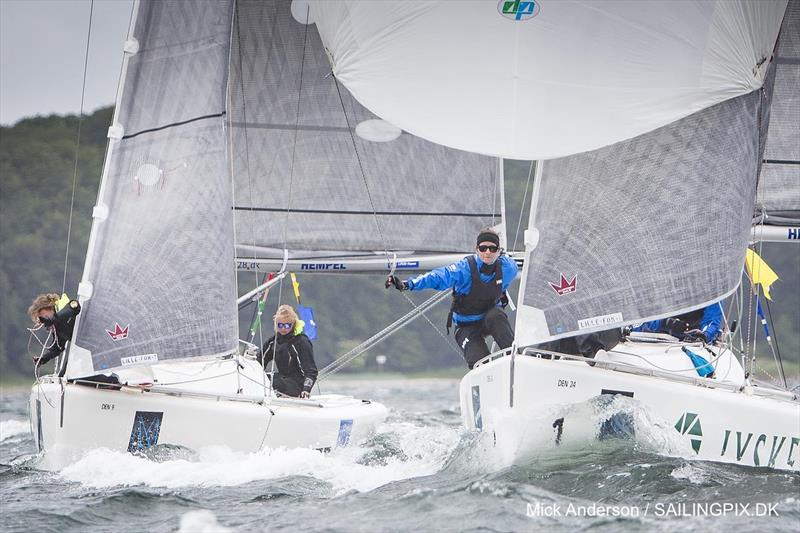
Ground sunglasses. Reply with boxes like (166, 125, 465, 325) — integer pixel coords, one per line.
(276, 322, 294, 329)
(477, 245, 499, 253)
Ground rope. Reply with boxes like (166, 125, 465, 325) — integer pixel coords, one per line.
(763, 296, 787, 388)
(318, 290, 451, 379)
(61, 0, 94, 293)
(332, 73, 389, 260)
(512, 161, 534, 252)
(279, 4, 310, 249)
(400, 290, 463, 358)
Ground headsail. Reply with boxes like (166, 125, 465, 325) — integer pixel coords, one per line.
(229, 0, 502, 263)
(313, 1, 786, 159)
(68, 0, 238, 376)
(754, 0, 800, 241)
(515, 85, 764, 346)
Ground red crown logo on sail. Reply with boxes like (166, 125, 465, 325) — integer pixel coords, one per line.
(106, 323, 129, 341)
(549, 273, 577, 296)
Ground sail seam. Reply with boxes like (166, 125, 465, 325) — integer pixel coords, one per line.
(229, 121, 353, 133)
(233, 206, 500, 217)
(122, 112, 226, 139)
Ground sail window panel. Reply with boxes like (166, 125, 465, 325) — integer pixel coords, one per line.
(517, 90, 761, 345)
(71, 0, 237, 375)
(229, 0, 500, 254)
(118, 0, 232, 137)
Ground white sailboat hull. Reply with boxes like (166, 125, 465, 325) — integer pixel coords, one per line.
(30, 360, 387, 470)
(459, 344, 800, 472)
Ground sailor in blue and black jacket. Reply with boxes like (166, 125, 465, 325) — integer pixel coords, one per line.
(634, 303, 723, 344)
(385, 229, 519, 368)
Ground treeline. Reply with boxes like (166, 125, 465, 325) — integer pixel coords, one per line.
(1, 109, 797, 382)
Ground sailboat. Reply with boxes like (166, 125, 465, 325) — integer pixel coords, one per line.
(29, 0, 504, 467)
(311, 0, 800, 471)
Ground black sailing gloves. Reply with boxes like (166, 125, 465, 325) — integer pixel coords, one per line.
(664, 317, 689, 338)
(385, 275, 408, 291)
(682, 330, 708, 343)
(664, 317, 707, 343)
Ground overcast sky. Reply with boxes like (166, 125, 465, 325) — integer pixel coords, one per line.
(0, 0, 133, 126)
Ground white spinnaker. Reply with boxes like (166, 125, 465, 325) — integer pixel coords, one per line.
(313, 0, 786, 159)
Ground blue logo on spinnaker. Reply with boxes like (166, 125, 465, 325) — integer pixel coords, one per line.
(498, 0, 540, 21)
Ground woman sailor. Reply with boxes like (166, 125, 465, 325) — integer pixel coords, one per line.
(259, 304, 318, 398)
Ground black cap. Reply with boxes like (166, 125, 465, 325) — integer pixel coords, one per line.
(476, 231, 500, 247)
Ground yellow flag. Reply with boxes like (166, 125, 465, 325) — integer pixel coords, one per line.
(290, 272, 301, 303)
(744, 249, 779, 300)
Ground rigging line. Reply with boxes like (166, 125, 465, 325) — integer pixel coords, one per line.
(763, 293, 788, 389)
(62, 0, 94, 294)
(319, 290, 451, 378)
(512, 161, 534, 252)
(280, 4, 311, 250)
(332, 72, 390, 260)
(232, 1, 259, 323)
(401, 291, 462, 358)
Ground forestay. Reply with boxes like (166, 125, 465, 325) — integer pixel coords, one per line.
(229, 0, 501, 260)
(68, 0, 239, 376)
(313, 0, 786, 159)
(754, 0, 800, 234)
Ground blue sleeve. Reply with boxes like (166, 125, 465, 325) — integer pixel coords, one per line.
(634, 320, 664, 333)
(407, 258, 470, 292)
(500, 255, 519, 292)
(699, 303, 723, 342)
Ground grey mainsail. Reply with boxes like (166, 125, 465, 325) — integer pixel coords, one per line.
(67, 0, 502, 376)
(228, 0, 501, 259)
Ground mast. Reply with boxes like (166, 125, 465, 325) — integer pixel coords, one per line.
(66, 0, 142, 377)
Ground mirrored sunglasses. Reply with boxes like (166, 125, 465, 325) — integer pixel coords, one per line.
(477, 245, 499, 253)
(276, 322, 294, 329)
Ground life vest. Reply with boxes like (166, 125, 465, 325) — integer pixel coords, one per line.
(447, 255, 503, 331)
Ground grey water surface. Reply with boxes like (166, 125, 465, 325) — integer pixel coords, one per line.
(1, 379, 797, 532)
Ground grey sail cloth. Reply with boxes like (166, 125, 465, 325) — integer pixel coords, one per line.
(519, 87, 763, 344)
(72, 0, 239, 372)
(755, 0, 799, 227)
(228, 0, 501, 257)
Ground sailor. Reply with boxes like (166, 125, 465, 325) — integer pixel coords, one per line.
(385, 228, 519, 369)
(27, 293, 81, 367)
(259, 304, 318, 398)
(634, 303, 723, 344)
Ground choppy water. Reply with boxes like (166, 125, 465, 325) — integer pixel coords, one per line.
(1, 379, 798, 532)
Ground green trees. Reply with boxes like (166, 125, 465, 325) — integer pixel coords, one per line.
(1, 109, 797, 382)
(1, 109, 111, 378)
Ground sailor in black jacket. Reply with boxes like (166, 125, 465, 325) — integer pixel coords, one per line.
(260, 304, 318, 398)
(27, 293, 81, 367)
